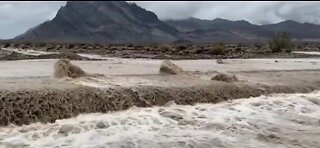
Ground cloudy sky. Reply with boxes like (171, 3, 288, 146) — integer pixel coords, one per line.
(1, 1, 320, 39)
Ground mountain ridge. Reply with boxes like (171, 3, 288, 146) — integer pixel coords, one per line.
(15, 1, 181, 43)
(14, 1, 320, 43)
(165, 17, 320, 42)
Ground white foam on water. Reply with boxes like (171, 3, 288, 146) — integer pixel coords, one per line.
(293, 51, 320, 55)
(2, 48, 59, 56)
(0, 92, 320, 148)
(77, 54, 111, 60)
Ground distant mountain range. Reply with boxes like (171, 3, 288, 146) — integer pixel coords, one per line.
(13, 1, 320, 43)
(165, 17, 320, 42)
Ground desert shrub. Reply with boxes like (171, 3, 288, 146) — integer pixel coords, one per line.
(158, 44, 172, 51)
(237, 42, 247, 48)
(284, 48, 293, 53)
(175, 44, 187, 51)
(128, 43, 133, 47)
(254, 42, 262, 49)
(38, 43, 46, 47)
(269, 32, 294, 53)
(24, 42, 31, 46)
(296, 44, 303, 50)
(3, 43, 10, 48)
(46, 46, 55, 51)
(194, 48, 204, 54)
(67, 44, 74, 49)
(235, 47, 242, 52)
(210, 43, 225, 55)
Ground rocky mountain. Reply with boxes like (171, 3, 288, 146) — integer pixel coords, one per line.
(165, 17, 270, 42)
(15, 1, 181, 43)
(261, 20, 320, 41)
(165, 18, 320, 42)
(14, 1, 320, 43)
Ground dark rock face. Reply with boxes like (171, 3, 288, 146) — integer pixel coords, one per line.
(15, 1, 180, 43)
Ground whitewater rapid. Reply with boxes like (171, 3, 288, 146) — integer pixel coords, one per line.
(0, 91, 320, 148)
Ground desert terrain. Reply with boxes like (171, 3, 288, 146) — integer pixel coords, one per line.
(1, 42, 320, 60)
(0, 43, 320, 148)
(2, 1, 320, 147)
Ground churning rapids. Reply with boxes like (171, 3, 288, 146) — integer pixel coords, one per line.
(0, 91, 320, 148)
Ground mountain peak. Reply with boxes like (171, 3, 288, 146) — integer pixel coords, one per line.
(237, 20, 250, 23)
(66, 1, 126, 6)
(278, 20, 300, 25)
(212, 18, 229, 22)
(187, 17, 201, 20)
(15, 1, 179, 43)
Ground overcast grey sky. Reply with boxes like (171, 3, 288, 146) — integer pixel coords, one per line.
(1, 1, 320, 39)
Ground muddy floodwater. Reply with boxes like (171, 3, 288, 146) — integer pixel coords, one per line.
(0, 57, 320, 78)
(0, 91, 319, 148)
(1, 49, 320, 148)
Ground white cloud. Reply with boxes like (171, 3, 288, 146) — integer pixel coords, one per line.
(0, 1, 66, 39)
(134, 1, 320, 25)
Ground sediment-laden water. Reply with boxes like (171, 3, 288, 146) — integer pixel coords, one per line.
(0, 91, 319, 148)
